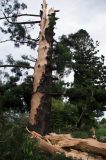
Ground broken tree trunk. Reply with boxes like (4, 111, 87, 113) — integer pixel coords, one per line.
(28, 0, 56, 135)
(27, 130, 106, 160)
(27, 1, 106, 160)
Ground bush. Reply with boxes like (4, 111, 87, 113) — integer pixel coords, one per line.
(0, 112, 74, 160)
(72, 130, 89, 138)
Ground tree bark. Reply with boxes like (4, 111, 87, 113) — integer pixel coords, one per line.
(28, 0, 56, 135)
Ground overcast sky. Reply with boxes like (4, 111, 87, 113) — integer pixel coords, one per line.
(0, 0, 106, 60)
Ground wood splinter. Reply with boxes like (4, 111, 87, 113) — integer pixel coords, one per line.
(26, 128, 106, 160)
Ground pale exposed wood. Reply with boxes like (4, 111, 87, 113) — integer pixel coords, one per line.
(66, 149, 103, 160)
(45, 133, 72, 145)
(57, 138, 106, 157)
(29, 0, 50, 127)
(30, 131, 64, 154)
(29, 93, 44, 126)
(45, 134, 106, 157)
(27, 130, 106, 160)
(29, 0, 56, 134)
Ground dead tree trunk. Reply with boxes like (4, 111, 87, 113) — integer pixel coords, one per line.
(28, 0, 56, 135)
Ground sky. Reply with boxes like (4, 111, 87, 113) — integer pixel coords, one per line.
(0, 0, 106, 117)
(0, 0, 106, 60)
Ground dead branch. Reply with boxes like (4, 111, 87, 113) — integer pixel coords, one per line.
(21, 55, 37, 62)
(3, 13, 40, 25)
(0, 40, 10, 43)
(0, 14, 40, 20)
(0, 38, 39, 45)
(0, 64, 34, 69)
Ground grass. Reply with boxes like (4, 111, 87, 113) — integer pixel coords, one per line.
(72, 125, 106, 142)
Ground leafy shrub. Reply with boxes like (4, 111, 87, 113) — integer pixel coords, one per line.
(0, 112, 75, 160)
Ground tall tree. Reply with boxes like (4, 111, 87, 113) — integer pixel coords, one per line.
(28, 0, 59, 135)
(0, 54, 33, 112)
(0, 0, 40, 48)
(64, 29, 106, 128)
(0, 0, 61, 135)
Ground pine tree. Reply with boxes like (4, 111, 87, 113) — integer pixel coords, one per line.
(62, 29, 106, 128)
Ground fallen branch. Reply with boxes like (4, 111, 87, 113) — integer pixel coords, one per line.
(26, 128, 63, 154)
(26, 129, 106, 160)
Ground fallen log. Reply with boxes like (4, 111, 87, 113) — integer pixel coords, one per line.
(30, 131, 64, 154)
(57, 138, 106, 157)
(27, 129, 106, 160)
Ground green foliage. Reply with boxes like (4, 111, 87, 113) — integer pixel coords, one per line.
(51, 99, 84, 132)
(0, 73, 32, 112)
(96, 127, 106, 137)
(51, 99, 65, 132)
(53, 41, 72, 77)
(0, 113, 74, 160)
(62, 29, 106, 88)
(52, 81, 66, 99)
(0, 55, 33, 112)
(97, 119, 106, 139)
(60, 29, 106, 128)
(72, 125, 106, 140)
(0, 113, 27, 160)
(72, 130, 89, 138)
(0, 0, 37, 49)
(100, 118, 106, 125)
